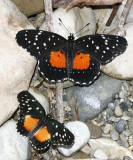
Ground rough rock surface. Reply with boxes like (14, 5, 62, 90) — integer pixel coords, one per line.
(65, 73, 122, 121)
(0, 0, 36, 126)
(0, 119, 31, 160)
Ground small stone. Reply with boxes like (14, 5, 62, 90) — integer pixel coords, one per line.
(130, 80, 133, 86)
(103, 124, 113, 134)
(119, 90, 128, 99)
(123, 81, 130, 91)
(123, 130, 132, 137)
(128, 135, 133, 146)
(128, 97, 133, 103)
(115, 106, 123, 117)
(108, 116, 120, 122)
(107, 102, 116, 110)
(106, 108, 114, 117)
(112, 93, 119, 100)
(123, 156, 132, 160)
(128, 117, 133, 133)
(115, 120, 127, 133)
(120, 100, 131, 111)
(110, 129, 119, 141)
(94, 149, 108, 159)
(85, 122, 102, 139)
(120, 134, 129, 148)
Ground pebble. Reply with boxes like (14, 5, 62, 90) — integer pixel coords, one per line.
(107, 102, 116, 110)
(58, 121, 90, 156)
(128, 117, 133, 133)
(109, 116, 120, 123)
(123, 82, 130, 91)
(115, 120, 127, 133)
(103, 124, 113, 134)
(94, 149, 108, 159)
(106, 108, 114, 117)
(112, 93, 119, 100)
(110, 129, 119, 141)
(120, 134, 129, 148)
(120, 100, 131, 111)
(85, 122, 102, 139)
(119, 90, 127, 99)
(115, 105, 123, 116)
(128, 135, 133, 146)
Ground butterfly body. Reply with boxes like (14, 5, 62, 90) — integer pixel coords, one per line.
(17, 91, 74, 151)
(16, 30, 127, 85)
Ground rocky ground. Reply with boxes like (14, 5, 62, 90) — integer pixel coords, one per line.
(0, 0, 133, 160)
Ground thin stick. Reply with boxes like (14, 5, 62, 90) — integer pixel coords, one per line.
(44, 0, 64, 123)
(56, 83, 64, 123)
(115, 0, 132, 35)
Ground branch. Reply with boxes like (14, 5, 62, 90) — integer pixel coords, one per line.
(66, 0, 123, 11)
(115, 0, 132, 35)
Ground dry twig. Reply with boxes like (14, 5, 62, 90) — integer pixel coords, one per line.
(66, 0, 123, 11)
(115, 0, 133, 35)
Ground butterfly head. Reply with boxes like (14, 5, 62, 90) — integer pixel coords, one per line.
(68, 33, 75, 41)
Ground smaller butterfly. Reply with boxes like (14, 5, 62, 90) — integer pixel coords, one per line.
(16, 91, 74, 152)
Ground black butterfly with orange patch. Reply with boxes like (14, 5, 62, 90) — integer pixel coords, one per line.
(17, 91, 74, 152)
(16, 30, 127, 85)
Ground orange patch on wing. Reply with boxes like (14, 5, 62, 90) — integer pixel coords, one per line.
(34, 126, 51, 142)
(24, 115, 39, 132)
(73, 52, 90, 70)
(50, 50, 66, 68)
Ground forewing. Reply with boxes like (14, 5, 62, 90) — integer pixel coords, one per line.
(47, 119, 74, 146)
(69, 47, 100, 85)
(75, 34, 128, 63)
(16, 30, 67, 60)
(17, 91, 46, 118)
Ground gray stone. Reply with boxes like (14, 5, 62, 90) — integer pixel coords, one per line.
(65, 74, 122, 121)
(106, 108, 114, 117)
(115, 120, 127, 133)
(0, 119, 31, 160)
(123, 81, 130, 91)
(110, 129, 119, 141)
(112, 93, 119, 100)
(107, 102, 116, 110)
(108, 116, 120, 123)
(120, 100, 131, 111)
(128, 135, 133, 146)
(123, 156, 132, 160)
(128, 117, 133, 133)
(120, 134, 129, 148)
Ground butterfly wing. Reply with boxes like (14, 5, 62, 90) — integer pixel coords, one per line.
(47, 119, 74, 146)
(17, 91, 46, 117)
(17, 91, 46, 136)
(16, 30, 68, 82)
(29, 125, 51, 151)
(75, 34, 128, 63)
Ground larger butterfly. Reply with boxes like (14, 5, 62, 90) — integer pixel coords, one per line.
(16, 30, 127, 85)
(17, 91, 74, 152)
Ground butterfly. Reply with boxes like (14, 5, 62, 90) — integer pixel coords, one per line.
(16, 91, 74, 152)
(16, 30, 128, 85)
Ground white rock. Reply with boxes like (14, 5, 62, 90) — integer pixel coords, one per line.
(0, 119, 31, 160)
(0, 0, 36, 126)
(57, 121, 90, 156)
(94, 149, 108, 159)
(29, 87, 49, 114)
(40, 7, 96, 39)
(89, 138, 133, 159)
(103, 124, 112, 134)
(101, 22, 133, 80)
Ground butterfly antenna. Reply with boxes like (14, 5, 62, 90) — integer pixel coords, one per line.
(74, 23, 90, 36)
(59, 18, 70, 35)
